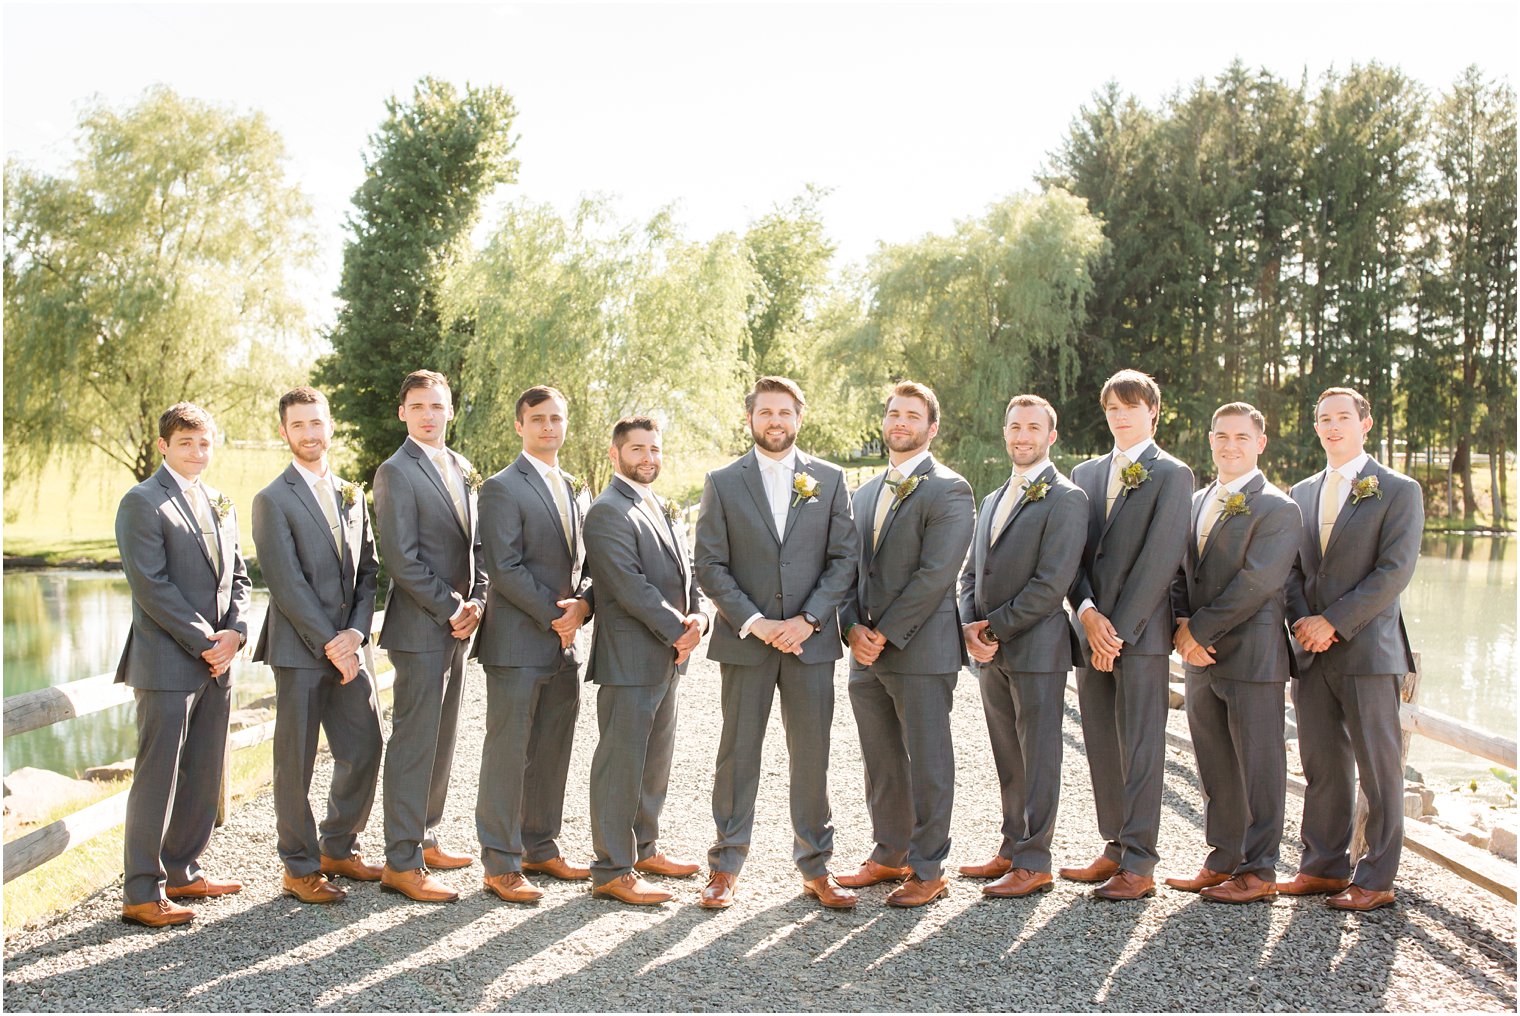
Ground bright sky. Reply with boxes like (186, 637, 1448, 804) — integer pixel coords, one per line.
(4, 1, 1516, 334)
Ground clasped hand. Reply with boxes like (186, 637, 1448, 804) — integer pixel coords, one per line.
(673, 614, 704, 665)
(753, 616, 812, 656)
(1172, 618, 1216, 668)
(962, 621, 998, 664)
(848, 624, 888, 666)
(1292, 615, 1339, 653)
(552, 597, 590, 649)
(451, 600, 483, 640)
(1081, 607, 1124, 673)
(202, 629, 240, 678)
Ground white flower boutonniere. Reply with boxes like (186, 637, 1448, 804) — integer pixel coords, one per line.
(464, 466, 484, 494)
(662, 499, 683, 524)
(566, 473, 588, 500)
(791, 471, 820, 508)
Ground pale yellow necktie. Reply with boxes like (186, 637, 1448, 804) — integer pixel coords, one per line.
(434, 451, 466, 526)
(989, 473, 1028, 545)
(639, 489, 675, 552)
(550, 470, 573, 551)
(191, 484, 221, 577)
(315, 476, 342, 553)
(872, 468, 903, 549)
(1106, 453, 1130, 517)
(1319, 470, 1344, 553)
(1197, 487, 1228, 554)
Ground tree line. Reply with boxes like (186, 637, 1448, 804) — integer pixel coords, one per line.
(5, 64, 1514, 524)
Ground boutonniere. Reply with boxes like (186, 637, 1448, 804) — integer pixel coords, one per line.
(662, 499, 683, 524)
(1350, 475, 1382, 504)
(210, 493, 234, 522)
(1119, 461, 1151, 496)
(566, 473, 588, 500)
(464, 466, 484, 493)
(1220, 492, 1251, 518)
(342, 481, 363, 509)
(791, 471, 820, 507)
(889, 473, 922, 511)
(1023, 479, 1051, 503)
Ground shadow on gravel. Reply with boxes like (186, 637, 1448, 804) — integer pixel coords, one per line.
(1100, 894, 1275, 1011)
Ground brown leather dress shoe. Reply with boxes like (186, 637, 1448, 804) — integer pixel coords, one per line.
(121, 900, 194, 927)
(802, 875, 859, 909)
(1163, 866, 1232, 892)
(1058, 855, 1120, 883)
(523, 856, 592, 881)
(283, 871, 347, 904)
(633, 852, 700, 878)
(322, 853, 384, 882)
(835, 859, 913, 888)
(484, 872, 545, 903)
(380, 865, 460, 902)
(700, 871, 737, 909)
(1277, 872, 1353, 896)
(887, 875, 949, 907)
(591, 871, 673, 905)
(958, 855, 1013, 879)
(1326, 885, 1396, 912)
(1200, 872, 1277, 905)
(1093, 870, 1156, 900)
(983, 867, 1054, 898)
(166, 875, 243, 899)
(421, 845, 474, 870)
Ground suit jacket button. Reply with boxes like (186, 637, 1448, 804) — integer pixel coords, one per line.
(775, 593, 783, 601)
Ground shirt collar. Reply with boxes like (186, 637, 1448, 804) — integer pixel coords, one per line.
(1011, 458, 1052, 485)
(522, 453, 560, 481)
(292, 460, 332, 492)
(163, 464, 201, 492)
(1112, 437, 1155, 463)
(887, 449, 932, 479)
(1213, 467, 1261, 496)
(612, 473, 655, 500)
(1330, 453, 1370, 483)
(408, 434, 450, 461)
(755, 448, 798, 475)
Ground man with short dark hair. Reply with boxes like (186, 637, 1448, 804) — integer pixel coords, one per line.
(1280, 386, 1422, 912)
(253, 386, 383, 904)
(373, 370, 488, 902)
(116, 403, 251, 926)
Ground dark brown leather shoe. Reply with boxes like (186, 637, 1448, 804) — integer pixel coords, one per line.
(1277, 872, 1352, 896)
(1200, 872, 1277, 904)
(633, 852, 700, 878)
(523, 856, 591, 881)
(835, 859, 913, 888)
(1326, 885, 1396, 912)
(421, 845, 474, 870)
(166, 875, 243, 899)
(1093, 870, 1156, 900)
(700, 871, 737, 909)
(983, 867, 1054, 898)
(1163, 866, 1232, 892)
(802, 875, 858, 909)
(483, 872, 545, 903)
(1058, 855, 1120, 883)
(121, 900, 194, 927)
(591, 871, 672, 905)
(380, 865, 460, 902)
(958, 855, 1013, 879)
(886, 875, 949, 907)
(321, 853, 384, 882)
(283, 871, 347, 904)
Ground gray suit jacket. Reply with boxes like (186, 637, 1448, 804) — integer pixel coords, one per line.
(839, 455, 973, 674)
(1286, 459, 1422, 676)
(959, 465, 1087, 673)
(695, 448, 860, 666)
(373, 439, 488, 653)
(1169, 474, 1300, 683)
(583, 476, 706, 686)
(473, 453, 594, 668)
(251, 464, 379, 670)
(1069, 444, 1194, 655)
(115, 465, 252, 691)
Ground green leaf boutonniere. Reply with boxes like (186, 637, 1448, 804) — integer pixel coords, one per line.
(791, 471, 820, 508)
(662, 499, 683, 524)
(464, 466, 484, 493)
(1119, 461, 1151, 496)
(1220, 492, 1251, 518)
(565, 473, 588, 500)
(342, 481, 363, 509)
(210, 493, 234, 522)
(1350, 476, 1382, 504)
(1023, 479, 1051, 503)
(889, 473, 922, 511)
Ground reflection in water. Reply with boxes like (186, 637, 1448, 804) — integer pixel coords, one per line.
(3, 571, 272, 777)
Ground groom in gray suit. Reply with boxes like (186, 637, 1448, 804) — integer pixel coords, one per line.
(252, 387, 383, 905)
(583, 417, 708, 905)
(473, 386, 596, 903)
(116, 403, 251, 927)
(373, 370, 488, 902)
(1066, 369, 1193, 900)
(837, 381, 974, 907)
(1281, 386, 1422, 912)
(695, 376, 861, 909)
(959, 395, 1088, 899)
(1164, 402, 1301, 905)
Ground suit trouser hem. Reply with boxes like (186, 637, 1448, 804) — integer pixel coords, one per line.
(1076, 653, 1168, 877)
(978, 663, 1065, 874)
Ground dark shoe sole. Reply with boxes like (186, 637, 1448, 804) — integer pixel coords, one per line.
(1200, 892, 1277, 905)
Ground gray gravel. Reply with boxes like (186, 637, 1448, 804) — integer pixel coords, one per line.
(4, 633, 1516, 1012)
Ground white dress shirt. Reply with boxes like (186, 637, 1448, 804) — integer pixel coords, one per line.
(1194, 467, 1263, 534)
(292, 460, 364, 644)
(741, 448, 800, 639)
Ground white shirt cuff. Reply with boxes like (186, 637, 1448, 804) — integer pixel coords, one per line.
(738, 612, 764, 639)
(448, 602, 465, 624)
(1078, 599, 1096, 620)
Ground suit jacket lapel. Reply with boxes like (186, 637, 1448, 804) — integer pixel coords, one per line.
(993, 463, 1055, 549)
(516, 454, 572, 560)
(874, 456, 933, 551)
(159, 467, 218, 576)
(408, 441, 467, 538)
(286, 464, 342, 564)
(782, 452, 820, 544)
(1324, 462, 1375, 558)
(1101, 444, 1156, 540)
(1197, 473, 1264, 567)
(740, 449, 782, 544)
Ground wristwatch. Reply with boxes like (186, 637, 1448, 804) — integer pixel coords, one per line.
(801, 611, 822, 632)
(980, 627, 1000, 644)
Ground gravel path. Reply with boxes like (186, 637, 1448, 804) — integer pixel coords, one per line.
(5, 636, 1516, 1012)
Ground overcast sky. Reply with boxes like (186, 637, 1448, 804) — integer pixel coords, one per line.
(5, 1, 1516, 331)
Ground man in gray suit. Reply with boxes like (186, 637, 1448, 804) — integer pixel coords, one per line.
(836, 381, 973, 907)
(1164, 402, 1301, 905)
(1282, 386, 1422, 912)
(472, 386, 597, 904)
(373, 370, 489, 902)
(583, 417, 708, 905)
(1065, 369, 1193, 900)
(695, 376, 861, 909)
(959, 395, 1088, 899)
(252, 387, 383, 905)
(116, 403, 251, 927)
